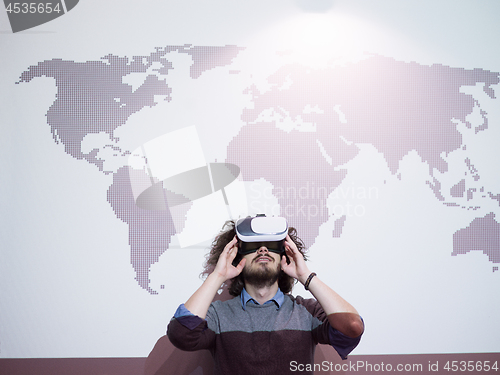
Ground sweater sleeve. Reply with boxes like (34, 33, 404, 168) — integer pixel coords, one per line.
(327, 317, 363, 360)
(295, 296, 363, 360)
(166, 304, 217, 352)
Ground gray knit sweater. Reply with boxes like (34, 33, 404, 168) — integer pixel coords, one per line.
(167, 294, 362, 374)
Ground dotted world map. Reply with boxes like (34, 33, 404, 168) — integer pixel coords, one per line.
(17, 45, 500, 294)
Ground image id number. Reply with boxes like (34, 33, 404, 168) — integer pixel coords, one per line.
(444, 361, 498, 372)
(5, 2, 62, 14)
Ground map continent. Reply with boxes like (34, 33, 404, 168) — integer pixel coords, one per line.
(17, 45, 244, 293)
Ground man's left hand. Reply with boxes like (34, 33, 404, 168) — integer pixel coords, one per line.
(281, 234, 311, 284)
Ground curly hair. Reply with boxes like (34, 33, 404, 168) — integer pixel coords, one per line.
(202, 220, 307, 296)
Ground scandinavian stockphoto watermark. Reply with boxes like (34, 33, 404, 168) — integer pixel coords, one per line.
(249, 181, 379, 221)
(3, 0, 79, 33)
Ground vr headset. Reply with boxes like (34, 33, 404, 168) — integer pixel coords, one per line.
(235, 215, 288, 255)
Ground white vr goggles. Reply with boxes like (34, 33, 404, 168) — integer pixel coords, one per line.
(235, 215, 288, 255)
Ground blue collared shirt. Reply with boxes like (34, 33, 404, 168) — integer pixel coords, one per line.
(240, 287, 284, 310)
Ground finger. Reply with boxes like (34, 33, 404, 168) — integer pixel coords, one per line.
(284, 241, 291, 252)
(228, 236, 238, 247)
(235, 257, 246, 272)
(280, 255, 288, 269)
(284, 243, 296, 257)
(285, 236, 298, 252)
(227, 246, 238, 262)
(223, 236, 238, 254)
(284, 249, 297, 268)
(226, 237, 241, 262)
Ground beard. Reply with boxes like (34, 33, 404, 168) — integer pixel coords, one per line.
(242, 256, 280, 289)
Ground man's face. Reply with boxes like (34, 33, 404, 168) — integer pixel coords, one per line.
(241, 246, 282, 288)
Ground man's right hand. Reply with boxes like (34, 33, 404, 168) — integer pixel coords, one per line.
(183, 236, 246, 319)
(213, 236, 246, 282)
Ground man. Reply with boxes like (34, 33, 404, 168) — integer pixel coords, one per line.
(167, 217, 363, 374)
